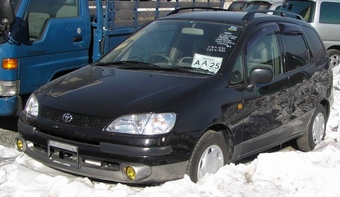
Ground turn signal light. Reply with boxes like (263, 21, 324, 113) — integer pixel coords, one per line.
(2, 58, 18, 70)
(125, 166, 136, 180)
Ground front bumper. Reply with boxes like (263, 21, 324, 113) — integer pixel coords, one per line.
(17, 119, 188, 184)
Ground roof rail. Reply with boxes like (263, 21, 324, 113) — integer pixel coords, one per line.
(242, 10, 304, 21)
(166, 7, 228, 16)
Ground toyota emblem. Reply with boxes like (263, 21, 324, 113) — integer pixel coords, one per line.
(62, 113, 73, 123)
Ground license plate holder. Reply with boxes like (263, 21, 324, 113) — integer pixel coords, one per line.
(48, 140, 79, 168)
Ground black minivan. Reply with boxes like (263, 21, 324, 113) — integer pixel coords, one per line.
(16, 9, 333, 184)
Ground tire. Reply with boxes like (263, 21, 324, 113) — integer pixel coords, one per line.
(186, 130, 229, 183)
(328, 49, 340, 68)
(296, 104, 326, 152)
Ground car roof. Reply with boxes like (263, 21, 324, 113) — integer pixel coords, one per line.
(162, 11, 248, 26)
(161, 9, 305, 27)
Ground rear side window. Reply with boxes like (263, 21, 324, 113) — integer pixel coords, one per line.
(282, 33, 310, 72)
(303, 26, 327, 65)
(320, 2, 340, 24)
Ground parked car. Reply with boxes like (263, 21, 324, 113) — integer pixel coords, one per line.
(227, 0, 283, 11)
(279, 0, 340, 67)
(16, 8, 333, 184)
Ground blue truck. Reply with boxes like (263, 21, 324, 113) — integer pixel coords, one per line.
(0, 0, 225, 116)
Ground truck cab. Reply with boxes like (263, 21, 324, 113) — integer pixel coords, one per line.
(0, 0, 93, 116)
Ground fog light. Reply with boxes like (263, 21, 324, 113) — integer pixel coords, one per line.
(125, 166, 136, 180)
(15, 138, 26, 152)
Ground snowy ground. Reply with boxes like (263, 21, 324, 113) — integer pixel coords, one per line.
(1, 66, 340, 197)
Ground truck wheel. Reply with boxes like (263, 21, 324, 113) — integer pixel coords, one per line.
(296, 104, 326, 152)
(186, 130, 229, 183)
(328, 49, 340, 67)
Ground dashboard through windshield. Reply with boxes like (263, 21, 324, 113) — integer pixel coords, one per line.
(99, 20, 243, 75)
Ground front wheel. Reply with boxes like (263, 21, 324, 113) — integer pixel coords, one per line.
(296, 104, 326, 152)
(186, 130, 229, 183)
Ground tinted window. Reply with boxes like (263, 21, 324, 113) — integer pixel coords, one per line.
(230, 54, 244, 85)
(246, 25, 282, 76)
(228, 2, 272, 11)
(228, 2, 251, 11)
(303, 26, 327, 65)
(244, 3, 271, 11)
(282, 34, 310, 72)
(320, 2, 340, 24)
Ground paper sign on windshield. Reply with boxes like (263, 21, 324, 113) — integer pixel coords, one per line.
(191, 54, 223, 74)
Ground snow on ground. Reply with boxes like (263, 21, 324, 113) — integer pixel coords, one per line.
(1, 66, 340, 197)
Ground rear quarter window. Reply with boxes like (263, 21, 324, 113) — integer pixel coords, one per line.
(303, 26, 327, 65)
(320, 2, 340, 24)
(282, 33, 310, 72)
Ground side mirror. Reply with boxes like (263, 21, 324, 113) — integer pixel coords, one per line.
(247, 65, 273, 90)
(0, 0, 15, 31)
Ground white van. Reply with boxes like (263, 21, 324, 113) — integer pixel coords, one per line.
(279, 0, 340, 67)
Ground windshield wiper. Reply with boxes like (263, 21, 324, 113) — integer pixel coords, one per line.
(168, 66, 215, 75)
(93, 61, 175, 71)
(92, 61, 144, 66)
(93, 61, 215, 74)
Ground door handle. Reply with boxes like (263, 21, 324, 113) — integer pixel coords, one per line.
(74, 36, 83, 42)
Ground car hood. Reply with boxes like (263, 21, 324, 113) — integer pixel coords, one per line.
(37, 65, 209, 117)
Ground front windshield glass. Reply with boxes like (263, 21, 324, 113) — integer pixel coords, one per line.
(279, 1, 316, 22)
(0, 0, 18, 44)
(99, 20, 243, 75)
(11, 0, 19, 11)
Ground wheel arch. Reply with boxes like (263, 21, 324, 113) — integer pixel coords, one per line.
(326, 45, 340, 52)
(199, 124, 235, 161)
(319, 99, 331, 122)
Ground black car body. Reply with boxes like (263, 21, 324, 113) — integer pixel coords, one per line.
(17, 9, 333, 184)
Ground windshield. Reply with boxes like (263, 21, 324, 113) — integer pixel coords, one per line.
(279, 1, 316, 22)
(0, 0, 18, 44)
(228, 2, 271, 11)
(12, 0, 19, 11)
(99, 20, 243, 75)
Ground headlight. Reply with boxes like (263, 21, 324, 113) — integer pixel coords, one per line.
(25, 94, 39, 117)
(0, 80, 20, 96)
(105, 113, 176, 135)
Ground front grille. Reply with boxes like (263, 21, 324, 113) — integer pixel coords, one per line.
(39, 129, 100, 145)
(41, 106, 107, 127)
